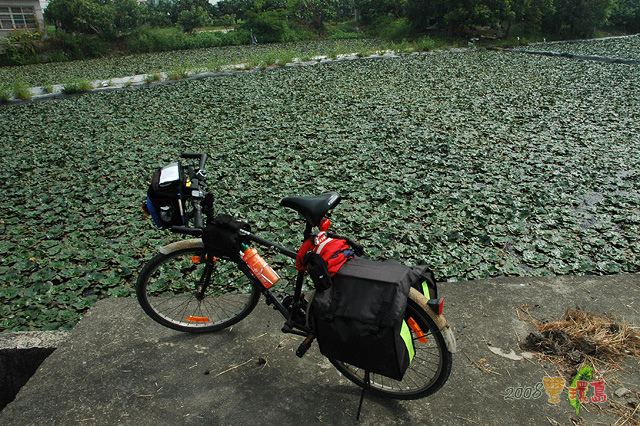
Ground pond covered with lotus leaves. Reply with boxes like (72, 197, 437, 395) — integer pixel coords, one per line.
(1, 39, 639, 330)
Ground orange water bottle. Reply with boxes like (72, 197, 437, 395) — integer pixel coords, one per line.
(241, 244, 280, 288)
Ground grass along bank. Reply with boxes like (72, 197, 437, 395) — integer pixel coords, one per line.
(0, 37, 460, 102)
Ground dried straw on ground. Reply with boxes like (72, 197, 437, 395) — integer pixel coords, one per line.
(519, 307, 640, 425)
(519, 307, 640, 362)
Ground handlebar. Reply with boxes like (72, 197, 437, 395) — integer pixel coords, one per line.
(168, 152, 208, 236)
(181, 152, 207, 172)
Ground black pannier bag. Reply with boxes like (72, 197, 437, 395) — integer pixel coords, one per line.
(202, 214, 251, 260)
(312, 257, 419, 381)
(146, 162, 186, 229)
(411, 265, 438, 300)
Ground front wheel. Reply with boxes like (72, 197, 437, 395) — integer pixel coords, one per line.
(136, 248, 260, 333)
(328, 290, 453, 399)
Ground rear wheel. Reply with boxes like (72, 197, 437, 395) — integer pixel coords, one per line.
(136, 248, 260, 332)
(328, 291, 452, 399)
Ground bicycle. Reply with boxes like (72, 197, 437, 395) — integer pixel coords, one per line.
(137, 152, 456, 400)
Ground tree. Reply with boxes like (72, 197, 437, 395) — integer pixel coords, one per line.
(177, 6, 211, 32)
(336, 0, 356, 20)
(295, 0, 339, 29)
(113, 0, 143, 32)
(215, 0, 253, 23)
(45, 0, 116, 37)
(45, 0, 149, 37)
(544, 0, 615, 37)
(609, 0, 640, 31)
(405, 0, 448, 31)
(243, 9, 290, 41)
(509, 0, 554, 30)
(356, 0, 406, 25)
(405, 0, 511, 33)
(139, 1, 172, 27)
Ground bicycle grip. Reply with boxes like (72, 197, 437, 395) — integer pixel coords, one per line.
(181, 152, 207, 171)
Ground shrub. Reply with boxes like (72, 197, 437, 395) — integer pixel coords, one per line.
(207, 59, 226, 73)
(243, 10, 291, 43)
(223, 29, 250, 45)
(372, 17, 411, 40)
(12, 78, 32, 100)
(183, 31, 224, 49)
(327, 22, 365, 40)
(48, 52, 68, 62)
(145, 73, 162, 83)
(45, 33, 109, 61)
(62, 79, 93, 94)
(276, 49, 295, 66)
(413, 36, 439, 52)
(261, 52, 280, 67)
(0, 30, 43, 66)
(127, 27, 183, 53)
(389, 39, 411, 54)
(42, 84, 54, 94)
(0, 84, 11, 102)
(167, 66, 189, 80)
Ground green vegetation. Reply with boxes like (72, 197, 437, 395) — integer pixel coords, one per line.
(62, 79, 93, 94)
(0, 30, 43, 66)
(207, 59, 226, 73)
(1, 37, 639, 331)
(1, 0, 638, 68)
(0, 40, 387, 87)
(144, 72, 162, 83)
(12, 78, 33, 100)
(177, 6, 212, 33)
(0, 84, 10, 102)
(166, 65, 190, 80)
(517, 35, 640, 59)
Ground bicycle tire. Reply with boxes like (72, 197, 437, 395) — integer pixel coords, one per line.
(328, 289, 453, 399)
(136, 247, 260, 333)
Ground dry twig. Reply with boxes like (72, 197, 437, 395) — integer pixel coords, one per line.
(215, 358, 253, 377)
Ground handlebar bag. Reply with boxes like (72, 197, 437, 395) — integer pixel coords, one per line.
(311, 257, 419, 381)
(202, 214, 251, 260)
(146, 162, 186, 229)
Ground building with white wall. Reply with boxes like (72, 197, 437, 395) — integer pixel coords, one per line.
(0, 0, 43, 37)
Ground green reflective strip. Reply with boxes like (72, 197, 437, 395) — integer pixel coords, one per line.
(400, 320, 415, 362)
(421, 281, 430, 299)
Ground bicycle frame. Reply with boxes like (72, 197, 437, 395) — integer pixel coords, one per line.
(238, 228, 312, 337)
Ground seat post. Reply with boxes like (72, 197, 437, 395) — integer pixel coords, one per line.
(303, 222, 313, 241)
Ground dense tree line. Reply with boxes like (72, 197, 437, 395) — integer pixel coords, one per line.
(212, 0, 639, 37)
(2, 0, 638, 66)
(42, 0, 639, 40)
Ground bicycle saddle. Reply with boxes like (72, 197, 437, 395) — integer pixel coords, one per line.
(280, 192, 341, 226)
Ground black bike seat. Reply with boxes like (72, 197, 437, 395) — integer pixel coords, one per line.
(280, 192, 341, 226)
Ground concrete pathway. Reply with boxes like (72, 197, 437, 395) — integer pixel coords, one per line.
(1, 273, 639, 425)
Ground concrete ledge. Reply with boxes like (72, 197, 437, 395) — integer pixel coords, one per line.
(0, 331, 70, 410)
(0, 330, 70, 351)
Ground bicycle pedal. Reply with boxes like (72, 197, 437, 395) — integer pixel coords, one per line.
(296, 334, 315, 358)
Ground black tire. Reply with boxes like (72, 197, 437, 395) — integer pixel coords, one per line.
(136, 248, 260, 333)
(328, 292, 452, 399)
